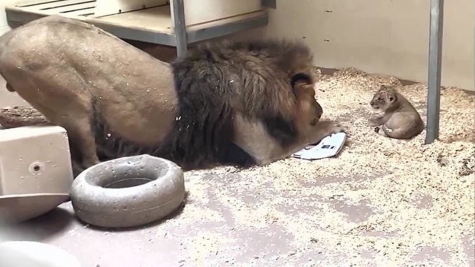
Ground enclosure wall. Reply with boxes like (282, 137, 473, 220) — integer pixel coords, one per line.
(249, 0, 474, 91)
(0, 0, 15, 36)
(0, 0, 474, 95)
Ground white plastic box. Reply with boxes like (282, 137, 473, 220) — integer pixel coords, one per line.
(0, 125, 73, 196)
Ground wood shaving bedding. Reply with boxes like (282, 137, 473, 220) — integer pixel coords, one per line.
(166, 67, 474, 267)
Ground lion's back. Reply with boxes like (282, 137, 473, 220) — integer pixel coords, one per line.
(170, 39, 312, 117)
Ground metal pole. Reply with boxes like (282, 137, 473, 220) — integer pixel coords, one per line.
(425, 0, 444, 144)
(172, 0, 187, 58)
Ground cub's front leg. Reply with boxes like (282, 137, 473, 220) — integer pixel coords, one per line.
(369, 116, 385, 127)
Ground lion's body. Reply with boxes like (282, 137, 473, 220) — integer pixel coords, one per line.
(0, 16, 342, 172)
(0, 16, 178, 169)
(161, 39, 327, 169)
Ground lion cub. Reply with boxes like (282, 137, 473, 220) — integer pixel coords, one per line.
(369, 85, 424, 139)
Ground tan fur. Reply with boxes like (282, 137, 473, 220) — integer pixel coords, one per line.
(369, 85, 424, 139)
(0, 16, 344, 172)
(0, 16, 178, 168)
(234, 80, 343, 165)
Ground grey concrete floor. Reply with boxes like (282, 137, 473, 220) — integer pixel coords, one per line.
(1, 170, 473, 267)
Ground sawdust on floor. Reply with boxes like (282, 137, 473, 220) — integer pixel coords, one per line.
(161, 67, 474, 267)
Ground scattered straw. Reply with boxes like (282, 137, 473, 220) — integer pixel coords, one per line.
(160, 68, 474, 266)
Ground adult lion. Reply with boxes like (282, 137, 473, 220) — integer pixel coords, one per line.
(0, 15, 343, 172)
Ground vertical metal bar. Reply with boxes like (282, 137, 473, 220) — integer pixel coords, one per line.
(172, 0, 187, 58)
(425, 0, 444, 144)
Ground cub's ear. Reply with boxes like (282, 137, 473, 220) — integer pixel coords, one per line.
(388, 93, 397, 103)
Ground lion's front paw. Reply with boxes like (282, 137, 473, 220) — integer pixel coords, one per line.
(331, 122, 346, 134)
(322, 121, 346, 136)
(308, 121, 346, 145)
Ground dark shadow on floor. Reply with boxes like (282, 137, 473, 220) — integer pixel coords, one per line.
(0, 207, 75, 241)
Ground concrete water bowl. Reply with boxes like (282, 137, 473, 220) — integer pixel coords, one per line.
(70, 154, 186, 228)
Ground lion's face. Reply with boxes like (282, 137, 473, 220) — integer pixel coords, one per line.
(294, 83, 323, 126)
(308, 97, 323, 126)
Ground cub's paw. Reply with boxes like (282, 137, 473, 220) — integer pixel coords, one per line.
(375, 126, 388, 137)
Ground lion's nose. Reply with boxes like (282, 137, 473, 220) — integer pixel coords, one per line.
(316, 105, 323, 119)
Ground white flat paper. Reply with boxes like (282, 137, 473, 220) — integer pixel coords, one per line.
(292, 132, 347, 160)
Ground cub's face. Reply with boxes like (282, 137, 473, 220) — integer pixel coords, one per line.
(370, 87, 397, 111)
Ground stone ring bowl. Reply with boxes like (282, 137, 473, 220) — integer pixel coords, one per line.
(70, 154, 185, 228)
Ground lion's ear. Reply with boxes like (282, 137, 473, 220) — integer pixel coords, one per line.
(290, 72, 314, 97)
(290, 73, 313, 88)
